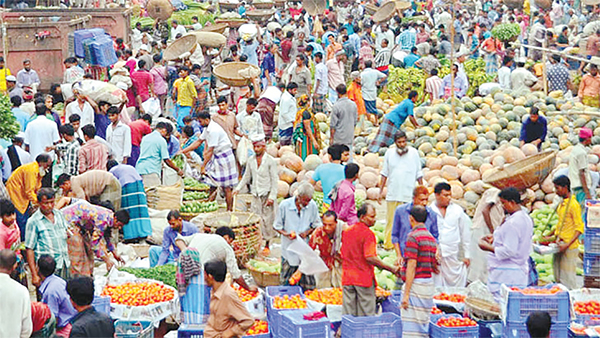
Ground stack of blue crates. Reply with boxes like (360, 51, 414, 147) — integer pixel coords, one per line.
(502, 285, 570, 338)
(279, 309, 331, 338)
(265, 286, 305, 337)
(584, 201, 600, 288)
(83, 35, 118, 67)
(341, 313, 402, 338)
(73, 28, 105, 58)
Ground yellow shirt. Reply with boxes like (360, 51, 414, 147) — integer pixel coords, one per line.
(5, 161, 41, 214)
(556, 195, 585, 250)
(0, 67, 11, 92)
(174, 76, 197, 107)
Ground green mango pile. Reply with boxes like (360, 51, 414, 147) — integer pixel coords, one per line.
(180, 201, 218, 213)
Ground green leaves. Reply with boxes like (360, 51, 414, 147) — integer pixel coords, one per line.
(0, 94, 20, 141)
(491, 23, 521, 42)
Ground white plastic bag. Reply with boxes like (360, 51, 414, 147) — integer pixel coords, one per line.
(165, 97, 175, 117)
(142, 97, 161, 118)
(287, 238, 329, 276)
(236, 137, 252, 166)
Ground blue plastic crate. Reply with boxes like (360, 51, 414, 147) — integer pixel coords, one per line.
(279, 309, 331, 338)
(575, 313, 600, 326)
(430, 319, 479, 338)
(86, 36, 118, 67)
(92, 295, 111, 315)
(477, 320, 502, 338)
(504, 285, 570, 324)
(177, 324, 204, 338)
(73, 28, 105, 58)
(584, 253, 600, 277)
(266, 295, 305, 338)
(504, 321, 568, 338)
(265, 286, 302, 299)
(114, 320, 153, 338)
(341, 313, 402, 338)
(569, 325, 592, 338)
(380, 290, 401, 316)
(585, 229, 600, 254)
(180, 274, 212, 325)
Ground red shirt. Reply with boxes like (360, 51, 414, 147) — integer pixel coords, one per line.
(401, 224, 437, 280)
(309, 227, 335, 269)
(131, 70, 154, 103)
(341, 222, 377, 287)
(281, 39, 293, 63)
(129, 120, 152, 146)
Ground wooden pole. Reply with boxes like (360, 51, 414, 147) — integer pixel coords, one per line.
(450, 0, 458, 156)
(542, 40, 548, 95)
(513, 41, 598, 65)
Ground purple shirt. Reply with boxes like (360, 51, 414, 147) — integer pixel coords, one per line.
(391, 202, 439, 255)
(488, 209, 533, 273)
(150, 66, 168, 96)
(109, 164, 142, 186)
(39, 274, 78, 328)
(157, 221, 199, 265)
(331, 179, 358, 225)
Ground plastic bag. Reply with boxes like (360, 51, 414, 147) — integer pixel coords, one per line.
(142, 97, 161, 118)
(236, 137, 252, 166)
(164, 97, 175, 118)
(287, 238, 329, 276)
(70, 80, 127, 104)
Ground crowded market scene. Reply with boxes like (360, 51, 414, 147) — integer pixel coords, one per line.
(2, 0, 600, 336)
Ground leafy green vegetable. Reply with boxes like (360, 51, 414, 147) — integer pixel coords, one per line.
(119, 264, 177, 288)
(491, 23, 521, 42)
(0, 94, 20, 141)
(180, 201, 218, 213)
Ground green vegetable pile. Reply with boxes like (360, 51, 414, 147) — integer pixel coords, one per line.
(172, 155, 185, 170)
(184, 177, 210, 190)
(491, 23, 521, 42)
(180, 201, 219, 213)
(183, 191, 209, 201)
(0, 94, 20, 141)
(312, 191, 368, 215)
(247, 258, 281, 273)
(119, 264, 177, 288)
(131, 0, 215, 29)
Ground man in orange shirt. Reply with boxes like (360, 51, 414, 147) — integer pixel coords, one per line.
(587, 30, 600, 59)
(341, 203, 399, 317)
(578, 64, 600, 108)
(347, 71, 367, 133)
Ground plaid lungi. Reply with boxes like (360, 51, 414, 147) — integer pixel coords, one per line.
(364, 100, 378, 115)
(121, 181, 152, 240)
(313, 94, 325, 113)
(367, 117, 399, 153)
(484, 53, 498, 75)
(67, 228, 94, 277)
(99, 177, 122, 210)
(179, 273, 211, 325)
(401, 277, 434, 337)
(205, 148, 238, 188)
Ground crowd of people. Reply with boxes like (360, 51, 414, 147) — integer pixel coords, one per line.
(0, 0, 598, 336)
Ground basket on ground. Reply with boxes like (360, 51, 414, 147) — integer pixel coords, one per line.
(213, 62, 261, 87)
(484, 150, 557, 190)
(163, 35, 198, 61)
(114, 320, 153, 338)
(246, 258, 280, 287)
(201, 212, 262, 266)
(372, 1, 397, 23)
(280, 309, 331, 338)
(341, 312, 402, 338)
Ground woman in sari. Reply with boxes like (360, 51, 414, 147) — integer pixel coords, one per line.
(293, 95, 321, 160)
(0, 199, 26, 285)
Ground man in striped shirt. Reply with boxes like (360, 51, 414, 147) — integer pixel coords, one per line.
(425, 69, 443, 102)
(374, 39, 391, 74)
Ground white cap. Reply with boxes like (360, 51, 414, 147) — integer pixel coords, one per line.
(140, 44, 150, 52)
(6, 75, 16, 82)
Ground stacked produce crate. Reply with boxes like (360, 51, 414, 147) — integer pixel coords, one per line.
(584, 201, 600, 288)
(265, 286, 311, 337)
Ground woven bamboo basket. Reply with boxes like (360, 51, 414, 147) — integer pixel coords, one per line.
(246, 261, 280, 287)
(464, 297, 501, 321)
(219, 1, 238, 10)
(254, 1, 274, 9)
(163, 34, 198, 61)
(130, 244, 150, 258)
(394, 0, 410, 10)
(214, 19, 248, 28)
(201, 22, 229, 34)
(184, 185, 210, 192)
(202, 212, 263, 266)
(504, 0, 523, 9)
(189, 31, 227, 47)
(213, 62, 260, 87)
(535, 0, 551, 9)
(245, 9, 276, 20)
(303, 0, 327, 16)
(484, 150, 557, 191)
(146, 0, 173, 20)
(364, 3, 378, 14)
(274, 0, 285, 8)
(373, 1, 396, 23)
(181, 212, 201, 221)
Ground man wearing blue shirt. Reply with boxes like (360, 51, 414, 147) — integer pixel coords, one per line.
(519, 107, 547, 150)
(38, 255, 78, 335)
(403, 47, 421, 68)
(149, 210, 199, 267)
(311, 144, 349, 211)
(368, 91, 420, 153)
(136, 122, 183, 187)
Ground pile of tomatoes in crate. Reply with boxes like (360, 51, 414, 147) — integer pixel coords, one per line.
(272, 295, 307, 309)
(433, 293, 466, 303)
(304, 288, 343, 305)
(101, 281, 175, 306)
(233, 284, 259, 302)
(509, 286, 563, 295)
(431, 307, 443, 314)
(436, 317, 477, 327)
(574, 300, 600, 315)
(245, 320, 269, 336)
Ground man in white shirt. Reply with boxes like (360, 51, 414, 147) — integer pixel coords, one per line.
(0, 249, 32, 338)
(498, 56, 513, 90)
(313, 52, 328, 114)
(106, 106, 132, 164)
(2, 134, 31, 181)
(431, 182, 471, 287)
(374, 23, 395, 51)
(198, 112, 237, 212)
(278, 82, 298, 146)
(361, 61, 387, 119)
(25, 103, 60, 160)
(378, 131, 423, 250)
(511, 59, 538, 93)
(65, 90, 97, 129)
(237, 98, 265, 141)
(170, 20, 187, 42)
(569, 128, 593, 206)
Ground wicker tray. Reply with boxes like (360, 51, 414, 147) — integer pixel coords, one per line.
(373, 1, 397, 23)
(201, 212, 263, 266)
(130, 244, 150, 258)
(189, 31, 227, 47)
(364, 3, 378, 14)
(146, 0, 173, 21)
(484, 150, 557, 191)
(213, 62, 260, 87)
(180, 212, 201, 221)
(214, 19, 247, 28)
(201, 22, 229, 34)
(163, 34, 198, 61)
(535, 0, 551, 9)
(394, 0, 410, 10)
(245, 9, 276, 20)
(253, 1, 274, 9)
(184, 185, 210, 191)
(465, 297, 501, 320)
(504, 0, 523, 9)
(219, 1, 238, 10)
(303, 0, 326, 16)
(246, 261, 280, 287)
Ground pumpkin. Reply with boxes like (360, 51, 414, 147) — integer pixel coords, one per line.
(355, 189, 367, 201)
(364, 153, 380, 168)
(424, 169, 442, 182)
(359, 172, 379, 189)
(441, 165, 460, 181)
(503, 146, 526, 163)
(278, 181, 290, 198)
(366, 187, 380, 200)
(521, 143, 538, 156)
(427, 158, 443, 170)
(281, 153, 304, 173)
(278, 146, 294, 157)
(461, 169, 481, 185)
(267, 144, 279, 158)
(441, 156, 459, 166)
(303, 154, 323, 171)
(279, 167, 297, 184)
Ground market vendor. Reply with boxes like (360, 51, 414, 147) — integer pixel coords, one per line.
(309, 211, 345, 288)
(55, 171, 122, 210)
(552, 176, 584, 290)
(367, 91, 420, 153)
(62, 200, 130, 275)
(478, 188, 533, 302)
(149, 210, 198, 267)
(174, 227, 257, 292)
(274, 182, 322, 290)
(519, 107, 547, 150)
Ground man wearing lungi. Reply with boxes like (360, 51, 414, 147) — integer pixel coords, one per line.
(108, 160, 152, 242)
(278, 82, 298, 146)
(578, 64, 600, 108)
(233, 137, 278, 255)
(360, 60, 387, 123)
(400, 206, 438, 338)
(198, 112, 238, 212)
(136, 122, 184, 188)
(368, 91, 420, 153)
(478, 188, 533, 302)
(255, 84, 284, 141)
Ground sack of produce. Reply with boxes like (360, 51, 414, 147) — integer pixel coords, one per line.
(146, 178, 183, 211)
(69, 80, 127, 105)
